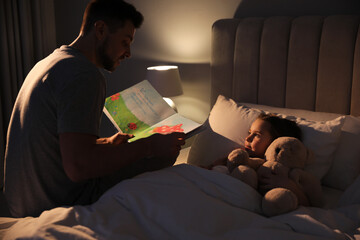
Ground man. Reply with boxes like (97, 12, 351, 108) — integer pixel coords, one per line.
(4, 0, 185, 218)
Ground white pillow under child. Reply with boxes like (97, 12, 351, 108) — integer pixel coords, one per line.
(187, 96, 261, 167)
(187, 95, 345, 181)
(283, 115, 344, 180)
(322, 116, 360, 190)
(243, 103, 360, 190)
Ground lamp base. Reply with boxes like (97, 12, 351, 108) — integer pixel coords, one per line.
(163, 97, 177, 112)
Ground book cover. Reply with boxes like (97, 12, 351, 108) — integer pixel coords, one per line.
(103, 80, 203, 142)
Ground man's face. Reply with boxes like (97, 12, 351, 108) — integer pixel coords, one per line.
(97, 20, 135, 72)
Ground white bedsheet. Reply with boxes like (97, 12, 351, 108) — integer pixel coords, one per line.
(1, 164, 360, 240)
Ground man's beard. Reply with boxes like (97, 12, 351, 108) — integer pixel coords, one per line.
(97, 38, 116, 72)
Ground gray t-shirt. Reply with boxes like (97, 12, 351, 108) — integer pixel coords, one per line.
(4, 46, 106, 217)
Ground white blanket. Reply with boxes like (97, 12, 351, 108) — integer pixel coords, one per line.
(1, 164, 360, 240)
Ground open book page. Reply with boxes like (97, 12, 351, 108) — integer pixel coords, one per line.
(103, 80, 176, 136)
(103, 80, 203, 142)
(127, 114, 202, 142)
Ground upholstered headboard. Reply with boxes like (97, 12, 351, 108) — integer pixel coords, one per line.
(211, 15, 360, 116)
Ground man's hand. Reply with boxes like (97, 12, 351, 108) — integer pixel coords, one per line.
(96, 132, 134, 145)
(146, 132, 186, 167)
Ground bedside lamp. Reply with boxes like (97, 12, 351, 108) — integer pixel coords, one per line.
(146, 65, 183, 111)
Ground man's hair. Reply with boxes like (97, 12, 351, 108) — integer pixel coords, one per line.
(80, 0, 144, 35)
(257, 113, 303, 141)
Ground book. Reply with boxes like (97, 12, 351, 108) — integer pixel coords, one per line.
(103, 80, 203, 142)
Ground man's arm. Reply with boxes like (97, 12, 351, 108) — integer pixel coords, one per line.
(59, 132, 185, 182)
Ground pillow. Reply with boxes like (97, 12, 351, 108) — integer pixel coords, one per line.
(243, 103, 342, 121)
(187, 96, 261, 167)
(187, 95, 345, 181)
(187, 129, 241, 167)
(322, 116, 360, 190)
(283, 114, 344, 180)
(244, 103, 360, 190)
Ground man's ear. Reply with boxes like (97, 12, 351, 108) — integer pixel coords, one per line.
(94, 20, 108, 40)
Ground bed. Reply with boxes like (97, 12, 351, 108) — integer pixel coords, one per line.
(1, 15, 360, 240)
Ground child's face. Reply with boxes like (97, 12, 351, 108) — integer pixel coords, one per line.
(245, 119, 273, 158)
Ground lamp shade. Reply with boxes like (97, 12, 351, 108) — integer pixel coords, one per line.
(146, 65, 183, 97)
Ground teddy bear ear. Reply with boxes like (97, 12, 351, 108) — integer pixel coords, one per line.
(305, 148, 315, 165)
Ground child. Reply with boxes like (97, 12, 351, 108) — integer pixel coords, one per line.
(212, 113, 310, 206)
(210, 113, 302, 167)
(244, 113, 302, 158)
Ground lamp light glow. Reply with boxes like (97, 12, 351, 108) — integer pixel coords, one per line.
(147, 65, 178, 71)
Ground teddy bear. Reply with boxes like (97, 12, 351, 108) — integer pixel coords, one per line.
(218, 136, 323, 216)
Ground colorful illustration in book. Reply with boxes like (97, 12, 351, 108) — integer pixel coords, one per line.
(103, 80, 202, 142)
(104, 92, 152, 135)
(151, 124, 184, 134)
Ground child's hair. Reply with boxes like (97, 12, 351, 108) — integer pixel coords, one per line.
(257, 113, 303, 141)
